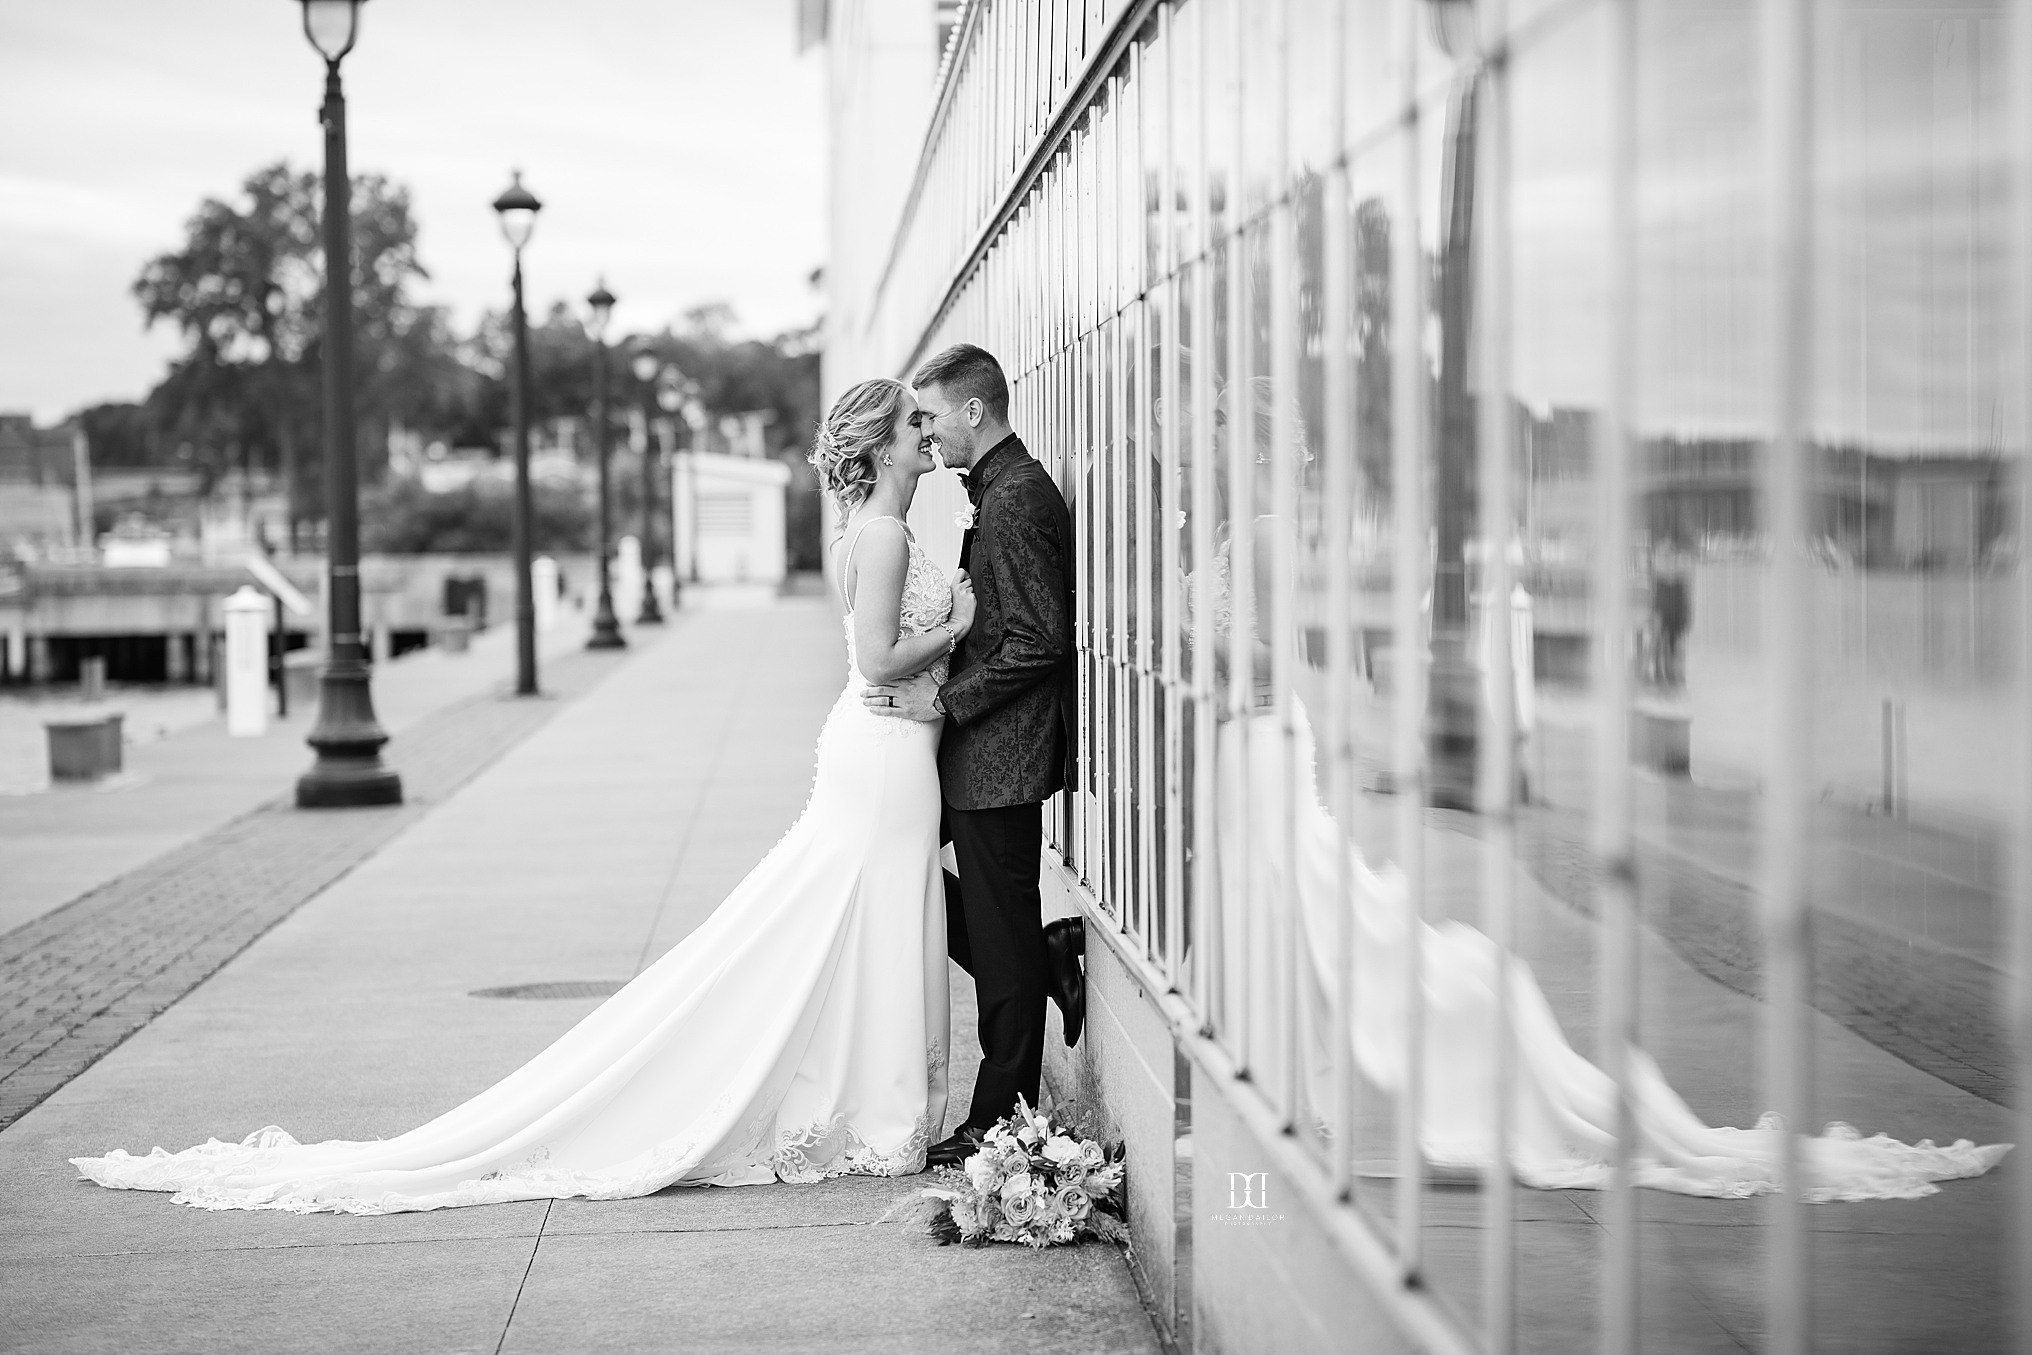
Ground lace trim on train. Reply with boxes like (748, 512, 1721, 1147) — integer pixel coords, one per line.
(771, 1037, 947, 1182)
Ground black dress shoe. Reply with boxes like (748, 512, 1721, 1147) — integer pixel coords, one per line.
(1043, 916, 1086, 1047)
(925, 1129, 984, 1169)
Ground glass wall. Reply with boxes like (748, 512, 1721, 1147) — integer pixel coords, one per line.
(865, 1, 2026, 1350)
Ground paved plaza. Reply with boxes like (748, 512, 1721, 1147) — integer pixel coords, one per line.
(0, 596, 1160, 1355)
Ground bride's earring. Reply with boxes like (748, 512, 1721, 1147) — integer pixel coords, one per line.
(882, 455, 894, 466)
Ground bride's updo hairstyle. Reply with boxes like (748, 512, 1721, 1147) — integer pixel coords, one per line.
(809, 377, 906, 524)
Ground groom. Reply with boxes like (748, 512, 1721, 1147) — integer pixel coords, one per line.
(862, 343, 1080, 1169)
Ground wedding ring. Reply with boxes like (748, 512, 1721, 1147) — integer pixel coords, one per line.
(884, 695, 896, 708)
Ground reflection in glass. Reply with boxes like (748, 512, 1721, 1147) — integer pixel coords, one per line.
(878, 1, 2024, 1350)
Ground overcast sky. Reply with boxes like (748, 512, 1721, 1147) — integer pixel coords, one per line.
(0, 0, 826, 423)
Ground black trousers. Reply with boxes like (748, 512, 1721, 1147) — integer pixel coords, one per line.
(942, 801, 1049, 1132)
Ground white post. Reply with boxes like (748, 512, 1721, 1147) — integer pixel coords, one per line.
(533, 556, 560, 631)
(223, 586, 271, 737)
(672, 455, 696, 582)
(72, 426, 94, 553)
(615, 536, 644, 624)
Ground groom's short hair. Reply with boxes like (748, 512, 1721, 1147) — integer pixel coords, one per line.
(912, 344, 1009, 424)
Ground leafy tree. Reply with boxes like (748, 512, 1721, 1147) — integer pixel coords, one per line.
(75, 402, 159, 468)
(132, 161, 443, 542)
(360, 477, 592, 555)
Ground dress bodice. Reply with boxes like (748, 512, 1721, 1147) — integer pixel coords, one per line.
(843, 519, 953, 687)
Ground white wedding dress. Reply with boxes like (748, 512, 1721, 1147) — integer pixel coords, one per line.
(72, 520, 954, 1214)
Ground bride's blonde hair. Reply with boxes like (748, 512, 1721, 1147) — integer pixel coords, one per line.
(808, 378, 906, 525)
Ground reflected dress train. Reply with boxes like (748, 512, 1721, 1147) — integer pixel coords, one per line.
(1223, 699, 2013, 1203)
(1187, 526, 2008, 1203)
(71, 526, 956, 1214)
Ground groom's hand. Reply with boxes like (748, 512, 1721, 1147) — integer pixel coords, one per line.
(863, 671, 943, 721)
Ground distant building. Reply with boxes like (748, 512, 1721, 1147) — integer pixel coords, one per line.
(0, 414, 80, 559)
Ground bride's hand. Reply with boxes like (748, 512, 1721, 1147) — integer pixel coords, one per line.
(948, 571, 977, 637)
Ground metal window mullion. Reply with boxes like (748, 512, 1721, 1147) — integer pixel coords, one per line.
(1760, 1, 1817, 1352)
(1159, 0, 1186, 985)
(1114, 306, 1134, 929)
(1268, 0, 1305, 1135)
(1223, 0, 1256, 1080)
(1595, 0, 1643, 1352)
(1088, 329, 1104, 886)
(1131, 36, 1158, 956)
(1190, 0, 1221, 1026)
(1388, 0, 1431, 1283)
(1022, 0, 1036, 161)
(1320, 0, 1359, 1202)
(1074, 329, 1092, 882)
(2014, 1, 2032, 1348)
(1474, 4, 1518, 1348)
(1095, 312, 1110, 912)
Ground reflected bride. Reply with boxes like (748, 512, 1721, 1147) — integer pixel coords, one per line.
(1223, 699, 2011, 1202)
(1181, 376, 2010, 1203)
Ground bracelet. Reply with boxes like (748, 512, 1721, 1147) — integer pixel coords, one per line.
(939, 622, 958, 657)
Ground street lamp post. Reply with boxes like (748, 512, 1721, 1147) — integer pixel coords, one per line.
(492, 172, 542, 696)
(586, 281, 625, 650)
(628, 347, 666, 625)
(293, 0, 400, 809)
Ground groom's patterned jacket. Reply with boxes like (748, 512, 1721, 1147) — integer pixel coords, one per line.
(936, 433, 1076, 811)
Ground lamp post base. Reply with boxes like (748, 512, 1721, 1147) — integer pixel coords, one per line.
(637, 585, 664, 624)
(588, 592, 627, 650)
(1426, 632, 1479, 813)
(297, 757, 403, 807)
(296, 663, 402, 808)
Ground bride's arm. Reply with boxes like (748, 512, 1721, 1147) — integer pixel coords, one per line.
(850, 522, 968, 682)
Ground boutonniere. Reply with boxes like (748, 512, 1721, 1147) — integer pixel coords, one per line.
(955, 504, 976, 531)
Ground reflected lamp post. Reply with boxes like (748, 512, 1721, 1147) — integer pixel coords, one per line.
(293, 0, 401, 809)
(657, 371, 693, 606)
(492, 172, 542, 695)
(1426, 0, 1482, 811)
(586, 281, 625, 650)
(628, 347, 666, 625)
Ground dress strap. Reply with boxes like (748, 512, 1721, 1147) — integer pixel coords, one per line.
(839, 515, 905, 614)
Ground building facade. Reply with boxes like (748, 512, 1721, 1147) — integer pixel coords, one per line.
(822, 2, 2028, 1351)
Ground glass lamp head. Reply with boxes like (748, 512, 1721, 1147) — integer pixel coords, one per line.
(492, 172, 542, 253)
(631, 349, 661, 385)
(299, 0, 365, 64)
(586, 281, 617, 343)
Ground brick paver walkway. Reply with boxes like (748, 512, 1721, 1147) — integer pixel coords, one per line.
(0, 648, 627, 1131)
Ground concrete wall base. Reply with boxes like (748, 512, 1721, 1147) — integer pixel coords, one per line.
(1041, 851, 1427, 1355)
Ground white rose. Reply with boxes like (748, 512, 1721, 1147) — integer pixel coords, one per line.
(1042, 1135, 1081, 1166)
(965, 1154, 1001, 1194)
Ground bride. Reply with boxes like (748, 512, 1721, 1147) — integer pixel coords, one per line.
(72, 377, 973, 1213)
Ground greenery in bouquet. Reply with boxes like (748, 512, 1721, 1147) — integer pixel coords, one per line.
(894, 1099, 1127, 1249)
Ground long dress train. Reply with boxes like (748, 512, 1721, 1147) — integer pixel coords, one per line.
(70, 531, 957, 1214)
(1219, 701, 2012, 1203)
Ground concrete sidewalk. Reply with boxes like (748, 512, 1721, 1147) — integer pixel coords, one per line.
(0, 595, 1160, 1355)
(0, 606, 600, 939)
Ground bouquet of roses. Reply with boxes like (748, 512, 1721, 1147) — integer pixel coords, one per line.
(893, 1098, 1127, 1249)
